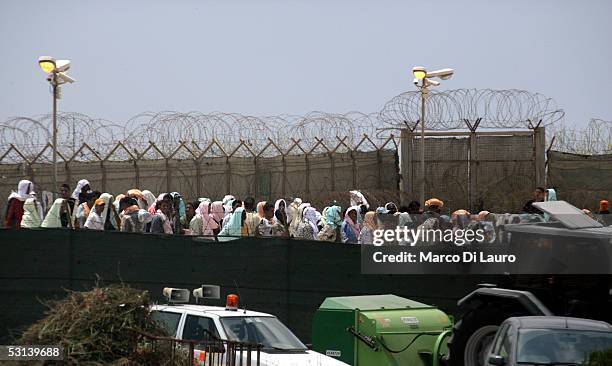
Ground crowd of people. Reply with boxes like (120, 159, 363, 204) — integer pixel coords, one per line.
(4, 179, 612, 244)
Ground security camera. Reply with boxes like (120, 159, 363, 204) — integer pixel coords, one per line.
(426, 68, 454, 80)
(425, 79, 440, 87)
(55, 60, 71, 72)
(57, 72, 76, 84)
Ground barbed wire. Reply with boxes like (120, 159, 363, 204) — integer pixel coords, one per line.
(378, 89, 565, 130)
(1, 88, 607, 159)
(548, 118, 612, 155)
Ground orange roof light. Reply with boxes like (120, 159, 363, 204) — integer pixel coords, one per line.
(226, 294, 239, 311)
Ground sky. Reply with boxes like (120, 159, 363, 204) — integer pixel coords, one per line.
(1, 0, 611, 127)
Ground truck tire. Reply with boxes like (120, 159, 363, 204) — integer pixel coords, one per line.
(447, 306, 517, 366)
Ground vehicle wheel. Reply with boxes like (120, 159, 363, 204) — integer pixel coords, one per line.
(447, 306, 514, 366)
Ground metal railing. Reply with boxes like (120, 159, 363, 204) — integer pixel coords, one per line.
(132, 329, 262, 366)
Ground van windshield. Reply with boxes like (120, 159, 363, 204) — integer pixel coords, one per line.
(220, 317, 307, 351)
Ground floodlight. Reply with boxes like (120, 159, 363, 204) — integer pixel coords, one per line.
(412, 66, 427, 80)
(38, 56, 56, 74)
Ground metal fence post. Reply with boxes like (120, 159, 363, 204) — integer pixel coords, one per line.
(534, 126, 546, 188)
(468, 132, 478, 211)
(399, 129, 413, 205)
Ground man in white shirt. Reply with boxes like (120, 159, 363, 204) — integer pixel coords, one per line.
(84, 198, 105, 230)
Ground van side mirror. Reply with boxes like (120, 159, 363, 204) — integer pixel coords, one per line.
(488, 355, 505, 365)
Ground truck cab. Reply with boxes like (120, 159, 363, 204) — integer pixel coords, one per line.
(151, 287, 348, 366)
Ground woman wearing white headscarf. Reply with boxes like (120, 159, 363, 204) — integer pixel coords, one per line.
(295, 205, 321, 241)
(142, 190, 156, 209)
(99, 193, 120, 230)
(41, 198, 66, 228)
(287, 198, 302, 237)
(71, 179, 91, 203)
(21, 197, 42, 228)
(6, 179, 34, 228)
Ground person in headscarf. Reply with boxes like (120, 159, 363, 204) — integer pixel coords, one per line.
(272, 201, 289, 237)
(287, 198, 302, 237)
(256, 201, 267, 219)
(114, 193, 127, 213)
(21, 197, 42, 228)
(359, 211, 377, 245)
(41, 198, 66, 228)
(349, 190, 369, 210)
(341, 206, 360, 244)
(384, 202, 398, 215)
(274, 199, 287, 219)
(317, 205, 342, 242)
(222, 199, 243, 230)
(319, 207, 329, 228)
(142, 190, 157, 209)
(544, 188, 557, 221)
(75, 191, 101, 228)
(582, 208, 595, 219)
(190, 200, 219, 236)
(147, 193, 169, 214)
(210, 201, 225, 235)
(169, 192, 186, 233)
(120, 196, 147, 233)
(127, 189, 147, 210)
(599, 200, 610, 215)
(545, 188, 557, 202)
(257, 202, 275, 237)
(597, 200, 611, 226)
(242, 197, 260, 237)
(295, 204, 319, 240)
(222, 195, 236, 223)
(451, 209, 471, 230)
(218, 207, 245, 242)
(58, 183, 76, 228)
(71, 179, 91, 204)
(419, 198, 444, 231)
(6, 179, 34, 228)
(99, 193, 120, 230)
(84, 198, 106, 230)
(150, 199, 173, 234)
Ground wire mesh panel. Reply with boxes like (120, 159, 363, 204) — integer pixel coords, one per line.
(475, 134, 536, 212)
(548, 151, 612, 211)
(411, 137, 470, 211)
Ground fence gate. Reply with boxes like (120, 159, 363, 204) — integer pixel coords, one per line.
(400, 127, 545, 213)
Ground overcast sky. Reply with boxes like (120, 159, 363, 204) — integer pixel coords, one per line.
(1, 0, 610, 127)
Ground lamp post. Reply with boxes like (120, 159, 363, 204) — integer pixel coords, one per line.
(412, 66, 454, 205)
(38, 57, 75, 198)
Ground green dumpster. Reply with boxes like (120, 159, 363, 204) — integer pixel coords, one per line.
(312, 295, 452, 366)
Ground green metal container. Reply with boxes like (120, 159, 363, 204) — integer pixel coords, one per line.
(312, 295, 452, 366)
